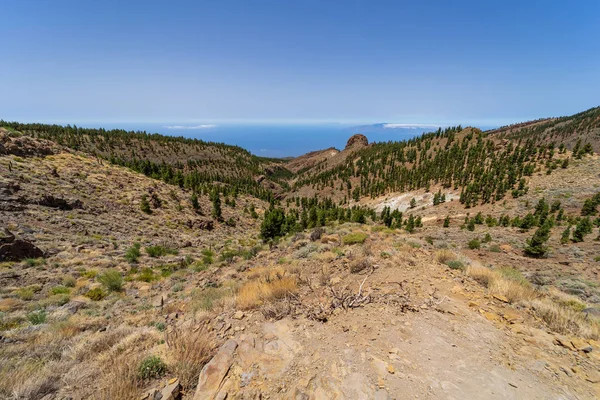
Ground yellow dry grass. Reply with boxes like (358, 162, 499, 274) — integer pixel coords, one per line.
(435, 249, 456, 264)
(236, 269, 298, 310)
(166, 325, 215, 390)
(0, 297, 21, 312)
(466, 263, 599, 339)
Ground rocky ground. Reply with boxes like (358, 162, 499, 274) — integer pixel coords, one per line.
(0, 132, 599, 400)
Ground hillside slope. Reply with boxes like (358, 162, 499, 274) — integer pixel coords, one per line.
(488, 106, 600, 153)
(1, 108, 599, 399)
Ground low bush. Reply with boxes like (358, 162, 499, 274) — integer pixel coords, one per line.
(468, 238, 481, 250)
(201, 249, 214, 264)
(26, 309, 46, 325)
(137, 355, 167, 380)
(137, 267, 158, 283)
(342, 232, 368, 245)
(146, 245, 178, 258)
(97, 269, 123, 292)
(125, 243, 141, 263)
(349, 258, 370, 273)
(51, 285, 71, 295)
(446, 260, 465, 270)
(85, 287, 107, 301)
(62, 276, 76, 287)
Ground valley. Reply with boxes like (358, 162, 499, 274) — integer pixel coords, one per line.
(1, 106, 600, 399)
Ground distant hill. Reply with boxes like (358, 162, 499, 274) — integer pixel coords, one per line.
(487, 106, 600, 153)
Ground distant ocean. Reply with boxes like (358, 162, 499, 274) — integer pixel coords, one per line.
(73, 122, 497, 158)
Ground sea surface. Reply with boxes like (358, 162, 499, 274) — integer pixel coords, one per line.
(74, 122, 496, 158)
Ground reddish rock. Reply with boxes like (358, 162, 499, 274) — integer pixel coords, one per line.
(345, 134, 368, 149)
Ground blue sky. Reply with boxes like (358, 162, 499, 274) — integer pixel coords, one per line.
(1, 0, 599, 126)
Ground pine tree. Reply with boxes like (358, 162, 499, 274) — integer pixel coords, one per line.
(260, 208, 285, 241)
(405, 215, 415, 233)
(443, 215, 450, 228)
(410, 198, 417, 209)
(211, 190, 222, 220)
(581, 198, 598, 216)
(140, 195, 152, 214)
(560, 226, 571, 244)
(191, 192, 200, 211)
(524, 220, 552, 257)
(572, 217, 593, 242)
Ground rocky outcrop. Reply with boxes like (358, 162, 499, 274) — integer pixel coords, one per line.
(38, 195, 83, 210)
(0, 129, 59, 157)
(194, 339, 238, 400)
(187, 219, 214, 231)
(345, 134, 368, 149)
(0, 229, 44, 261)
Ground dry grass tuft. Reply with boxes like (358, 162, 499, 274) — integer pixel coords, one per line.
(96, 354, 142, 400)
(166, 325, 216, 390)
(435, 249, 456, 264)
(466, 263, 599, 339)
(237, 269, 298, 310)
(466, 264, 495, 287)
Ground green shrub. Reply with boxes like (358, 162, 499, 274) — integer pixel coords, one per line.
(41, 294, 70, 307)
(140, 195, 152, 214)
(85, 287, 107, 301)
(151, 321, 166, 331)
(97, 269, 123, 292)
(146, 245, 178, 258)
(125, 243, 141, 263)
(51, 285, 71, 295)
(137, 267, 158, 282)
(446, 260, 465, 270)
(191, 261, 208, 272)
(15, 288, 34, 301)
(488, 244, 501, 253)
(468, 238, 481, 250)
(482, 233, 492, 243)
(27, 309, 47, 325)
(201, 249, 214, 265)
(342, 232, 368, 245)
(81, 269, 98, 279)
(138, 355, 167, 380)
(24, 258, 45, 268)
(407, 241, 421, 248)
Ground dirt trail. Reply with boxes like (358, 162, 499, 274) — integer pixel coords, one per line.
(196, 250, 599, 399)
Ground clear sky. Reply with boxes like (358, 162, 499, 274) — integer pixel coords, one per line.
(1, 0, 599, 126)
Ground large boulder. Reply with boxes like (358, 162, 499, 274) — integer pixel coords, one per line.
(38, 195, 83, 210)
(0, 237, 44, 261)
(345, 134, 368, 149)
(194, 339, 238, 400)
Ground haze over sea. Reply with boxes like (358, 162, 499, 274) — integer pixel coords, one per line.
(70, 122, 497, 158)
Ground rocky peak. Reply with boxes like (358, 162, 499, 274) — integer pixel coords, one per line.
(345, 134, 368, 149)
